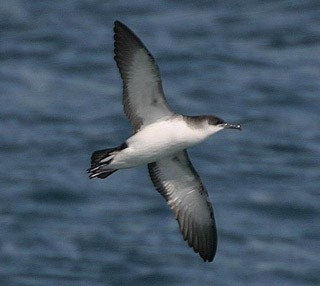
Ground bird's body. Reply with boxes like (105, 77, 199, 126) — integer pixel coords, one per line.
(88, 20, 241, 262)
(102, 115, 224, 169)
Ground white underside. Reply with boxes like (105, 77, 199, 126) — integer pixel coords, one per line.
(106, 117, 224, 169)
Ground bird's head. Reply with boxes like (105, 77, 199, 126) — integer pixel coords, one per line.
(207, 115, 242, 133)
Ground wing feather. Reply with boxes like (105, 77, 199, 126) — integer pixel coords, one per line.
(114, 21, 173, 132)
(148, 150, 217, 262)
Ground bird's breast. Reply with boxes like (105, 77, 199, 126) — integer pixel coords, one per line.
(110, 118, 210, 168)
(130, 119, 208, 153)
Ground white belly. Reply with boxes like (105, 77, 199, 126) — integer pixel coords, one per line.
(109, 117, 212, 169)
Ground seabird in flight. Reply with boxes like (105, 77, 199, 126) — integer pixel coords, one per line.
(88, 20, 241, 262)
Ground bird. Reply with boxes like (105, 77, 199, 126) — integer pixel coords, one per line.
(87, 20, 241, 262)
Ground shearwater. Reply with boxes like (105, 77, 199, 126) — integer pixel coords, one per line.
(87, 20, 241, 262)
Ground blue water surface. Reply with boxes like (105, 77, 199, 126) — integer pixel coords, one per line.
(0, 1, 319, 285)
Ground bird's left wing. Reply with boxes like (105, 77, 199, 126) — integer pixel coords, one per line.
(148, 150, 217, 262)
(114, 21, 174, 132)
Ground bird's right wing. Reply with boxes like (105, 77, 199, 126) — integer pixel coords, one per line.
(114, 21, 174, 132)
(148, 150, 217, 262)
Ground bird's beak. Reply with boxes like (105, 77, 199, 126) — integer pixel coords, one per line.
(224, 123, 242, 130)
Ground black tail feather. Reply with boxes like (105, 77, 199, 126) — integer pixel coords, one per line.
(91, 148, 116, 169)
(88, 168, 118, 179)
(96, 169, 118, 179)
(88, 143, 127, 180)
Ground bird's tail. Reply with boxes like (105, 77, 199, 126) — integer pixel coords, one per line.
(87, 143, 127, 179)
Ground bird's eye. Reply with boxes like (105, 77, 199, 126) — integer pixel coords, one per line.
(209, 117, 225, 125)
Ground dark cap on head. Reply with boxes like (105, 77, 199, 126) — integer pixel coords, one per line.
(207, 116, 225, 126)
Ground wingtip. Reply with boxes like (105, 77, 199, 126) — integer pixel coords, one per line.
(114, 20, 127, 31)
(114, 20, 122, 34)
(197, 247, 215, 263)
(202, 253, 214, 263)
(182, 226, 216, 263)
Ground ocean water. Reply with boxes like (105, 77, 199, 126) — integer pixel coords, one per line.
(1, 1, 319, 285)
